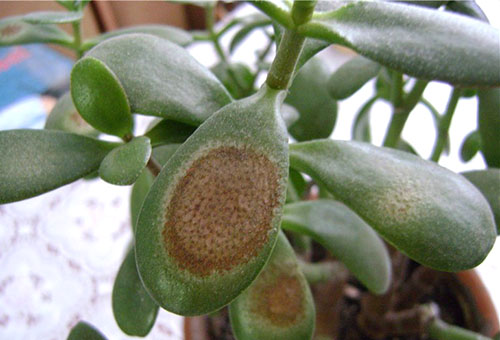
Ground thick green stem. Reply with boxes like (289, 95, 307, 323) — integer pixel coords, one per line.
(430, 88, 462, 162)
(383, 79, 428, 147)
(391, 71, 404, 108)
(428, 319, 492, 340)
(292, 0, 318, 26)
(72, 20, 83, 59)
(298, 260, 343, 285)
(266, 30, 305, 90)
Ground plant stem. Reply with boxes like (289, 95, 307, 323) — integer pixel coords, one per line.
(298, 260, 344, 285)
(266, 0, 316, 90)
(390, 71, 404, 108)
(383, 79, 428, 147)
(429, 88, 462, 162)
(146, 157, 162, 177)
(72, 20, 83, 59)
(428, 318, 492, 340)
(206, 4, 227, 63)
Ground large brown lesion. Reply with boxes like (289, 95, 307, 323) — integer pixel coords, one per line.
(163, 146, 281, 277)
(250, 274, 305, 327)
(0, 24, 22, 37)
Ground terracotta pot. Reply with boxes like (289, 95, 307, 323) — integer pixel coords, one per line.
(183, 269, 499, 340)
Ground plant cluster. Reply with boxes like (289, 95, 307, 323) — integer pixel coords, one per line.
(0, 1, 499, 339)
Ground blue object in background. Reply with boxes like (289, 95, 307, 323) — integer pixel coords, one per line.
(0, 44, 73, 129)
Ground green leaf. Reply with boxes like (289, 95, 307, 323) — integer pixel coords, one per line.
(112, 247, 159, 336)
(282, 200, 391, 294)
(478, 88, 500, 167)
(229, 232, 315, 340)
(299, 2, 500, 86)
(352, 96, 378, 142)
(56, 0, 76, 11)
(130, 169, 154, 232)
(0, 130, 116, 204)
(0, 16, 72, 47)
(251, 0, 293, 29)
(327, 56, 381, 100)
(230, 15, 271, 54)
(151, 144, 181, 165)
(86, 34, 232, 126)
(67, 321, 107, 340)
(289, 140, 496, 272)
(286, 57, 337, 142)
(71, 57, 133, 138)
(460, 130, 482, 163)
(286, 168, 307, 203)
(99, 137, 152, 186)
(82, 25, 193, 50)
(462, 169, 500, 234)
(23, 11, 83, 24)
(446, 1, 488, 22)
(145, 119, 196, 147)
(45, 92, 99, 137)
(211, 62, 254, 99)
(135, 85, 289, 315)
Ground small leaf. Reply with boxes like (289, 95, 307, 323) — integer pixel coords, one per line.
(86, 34, 232, 126)
(229, 16, 271, 54)
(45, 92, 99, 137)
(67, 321, 107, 340)
(135, 85, 289, 315)
(328, 56, 381, 100)
(23, 11, 83, 24)
(299, 2, 500, 86)
(211, 62, 254, 99)
(130, 170, 154, 232)
(0, 16, 72, 47)
(71, 57, 133, 138)
(112, 247, 159, 336)
(99, 137, 152, 186)
(478, 88, 500, 167)
(352, 96, 378, 142)
(82, 25, 193, 50)
(289, 140, 496, 272)
(229, 232, 315, 340)
(462, 169, 500, 234)
(460, 130, 482, 163)
(286, 168, 307, 203)
(286, 57, 337, 142)
(282, 200, 391, 294)
(0, 130, 116, 204)
(145, 119, 196, 147)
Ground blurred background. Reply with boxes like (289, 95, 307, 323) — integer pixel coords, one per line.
(0, 1, 499, 339)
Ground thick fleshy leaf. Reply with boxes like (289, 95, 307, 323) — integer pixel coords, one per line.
(460, 130, 481, 163)
(135, 85, 289, 315)
(282, 200, 391, 294)
(446, 1, 488, 22)
(112, 247, 159, 336)
(99, 137, 151, 186)
(67, 321, 107, 340)
(478, 88, 500, 167)
(229, 232, 315, 340)
(462, 169, 500, 234)
(151, 144, 181, 165)
(328, 56, 381, 100)
(45, 92, 99, 137)
(352, 96, 377, 142)
(299, 2, 500, 86)
(211, 62, 254, 99)
(286, 57, 337, 142)
(82, 25, 193, 50)
(0, 130, 116, 204)
(71, 57, 133, 138)
(289, 140, 496, 272)
(145, 119, 196, 147)
(23, 11, 83, 24)
(0, 16, 72, 47)
(86, 34, 232, 125)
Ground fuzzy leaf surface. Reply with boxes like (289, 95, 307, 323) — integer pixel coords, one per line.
(0, 16, 72, 46)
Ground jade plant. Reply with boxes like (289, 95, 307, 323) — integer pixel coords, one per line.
(1, 0, 499, 339)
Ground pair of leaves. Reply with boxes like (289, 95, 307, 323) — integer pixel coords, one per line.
(289, 140, 496, 272)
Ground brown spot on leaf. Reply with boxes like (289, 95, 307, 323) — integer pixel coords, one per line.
(0, 24, 22, 37)
(163, 146, 280, 277)
(251, 274, 304, 327)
